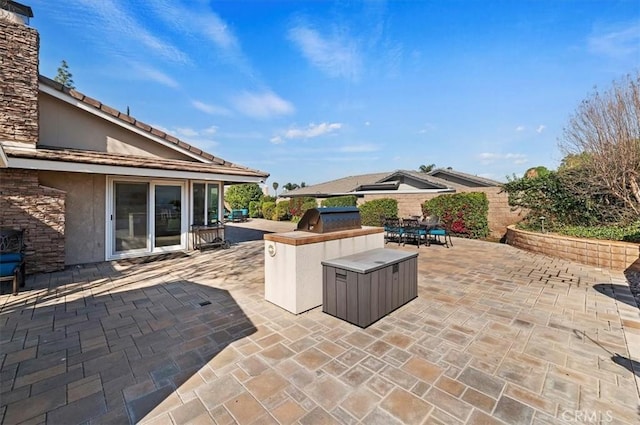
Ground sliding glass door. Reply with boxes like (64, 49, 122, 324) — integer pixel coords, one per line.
(154, 184, 182, 247)
(109, 178, 186, 259)
(114, 182, 149, 254)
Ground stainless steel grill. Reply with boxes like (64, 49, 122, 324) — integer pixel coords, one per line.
(296, 207, 361, 233)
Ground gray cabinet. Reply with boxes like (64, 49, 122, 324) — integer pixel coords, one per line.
(322, 248, 418, 327)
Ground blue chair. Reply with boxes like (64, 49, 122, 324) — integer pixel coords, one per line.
(383, 218, 403, 245)
(401, 218, 428, 247)
(427, 227, 453, 248)
(0, 229, 25, 295)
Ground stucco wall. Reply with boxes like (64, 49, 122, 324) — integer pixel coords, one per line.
(362, 187, 523, 239)
(38, 171, 106, 266)
(505, 226, 640, 270)
(38, 93, 193, 160)
(0, 169, 66, 273)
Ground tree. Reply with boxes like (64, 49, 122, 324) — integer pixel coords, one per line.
(283, 182, 300, 191)
(54, 60, 75, 89)
(419, 164, 435, 173)
(224, 183, 263, 209)
(559, 72, 640, 217)
(272, 182, 279, 197)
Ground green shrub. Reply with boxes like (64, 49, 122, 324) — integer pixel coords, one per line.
(289, 197, 317, 219)
(555, 221, 640, 243)
(422, 192, 489, 239)
(275, 201, 290, 221)
(248, 200, 261, 218)
(261, 201, 275, 221)
(359, 198, 398, 226)
(321, 195, 357, 207)
(224, 183, 263, 209)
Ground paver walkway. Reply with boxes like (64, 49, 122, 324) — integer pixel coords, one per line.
(1, 220, 638, 424)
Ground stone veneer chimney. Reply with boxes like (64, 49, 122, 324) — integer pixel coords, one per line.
(0, 2, 39, 144)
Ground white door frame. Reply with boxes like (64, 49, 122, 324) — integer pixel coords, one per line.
(106, 176, 188, 260)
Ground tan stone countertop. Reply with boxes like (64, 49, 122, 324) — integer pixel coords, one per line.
(264, 226, 383, 246)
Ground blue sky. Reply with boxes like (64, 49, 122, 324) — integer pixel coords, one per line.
(31, 0, 639, 188)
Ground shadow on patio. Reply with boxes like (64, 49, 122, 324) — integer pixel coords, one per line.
(0, 254, 257, 424)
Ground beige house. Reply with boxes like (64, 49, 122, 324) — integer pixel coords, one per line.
(285, 169, 523, 239)
(0, 3, 268, 273)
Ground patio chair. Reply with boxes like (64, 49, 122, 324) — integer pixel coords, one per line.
(401, 218, 428, 248)
(383, 218, 403, 245)
(426, 221, 453, 248)
(0, 228, 26, 295)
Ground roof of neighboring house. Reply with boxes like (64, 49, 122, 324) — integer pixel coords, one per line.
(284, 168, 501, 197)
(29, 76, 268, 180)
(427, 168, 502, 187)
(284, 172, 391, 197)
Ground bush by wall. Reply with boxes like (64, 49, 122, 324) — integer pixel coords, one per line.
(321, 195, 357, 207)
(275, 201, 290, 221)
(422, 192, 489, 239)
(262, 201, 275, 221)
(288, 197, 317, 221)
(359, 198, 398, 226)
(249, 200, 261, 218)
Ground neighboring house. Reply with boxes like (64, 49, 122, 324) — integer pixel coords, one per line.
(285, 169, 522, 238)
(0, 3, 268, 274)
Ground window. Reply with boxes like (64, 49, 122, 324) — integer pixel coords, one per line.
(192, 182, 220, 225)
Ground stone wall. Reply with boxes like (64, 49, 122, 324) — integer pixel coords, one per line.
(0, 18, 39, 144)
(0, 169, 66, 273)
(362, 187, 523, 239)
(505, 226, 640, 271)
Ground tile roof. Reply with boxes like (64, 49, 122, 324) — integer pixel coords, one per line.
(427, 168, 502, 186)
(37, 75, 266, 175)
(4, 145, 268, 178)
(284, 172, 391, 196)
(284, 168, 501, 197)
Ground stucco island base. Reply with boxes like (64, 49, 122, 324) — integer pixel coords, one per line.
(264, 227, 384, 314)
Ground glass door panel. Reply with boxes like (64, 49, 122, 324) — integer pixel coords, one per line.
(154, 185, 182, 248)
(114, 182, 149, 253)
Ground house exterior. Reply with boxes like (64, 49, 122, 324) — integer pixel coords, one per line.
(0, 3, 268, 274)
(284, 169, 523, 239)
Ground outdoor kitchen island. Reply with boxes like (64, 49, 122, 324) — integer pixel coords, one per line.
(263, 207, 384, 314)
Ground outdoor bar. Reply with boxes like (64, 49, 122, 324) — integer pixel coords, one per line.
(263, 207, 384, 314)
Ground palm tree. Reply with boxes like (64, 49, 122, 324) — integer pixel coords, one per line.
(272, 182, 279, 197)
(419, 163, 435, 173)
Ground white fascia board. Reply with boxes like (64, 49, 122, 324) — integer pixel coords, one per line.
(350, 189, 455, 195)
(8, 157, 265, 183)
(0, 144, 8, 168)
(39, 84, 209, 163)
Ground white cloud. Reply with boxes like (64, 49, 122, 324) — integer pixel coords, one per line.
(536, 125, 546, 133)
(478, 152, 528, 165)
(231, 91, 295, 119)
(284, 123, 342, 139)
(515, 125, 525, 132)
(588, 21, 640, 58)
(146, 0, 249, 70)
(131, 64, 179, 88)
(270, 122, 342, 144)
(153, 124, 219, 149)
(364, 121, 371, 126)
(74, 0, 189, 64)
(288, 24, 362, 81)
(191, 100, 232, 116)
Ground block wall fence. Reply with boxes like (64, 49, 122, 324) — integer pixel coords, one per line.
(505, 225, 640, 271)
